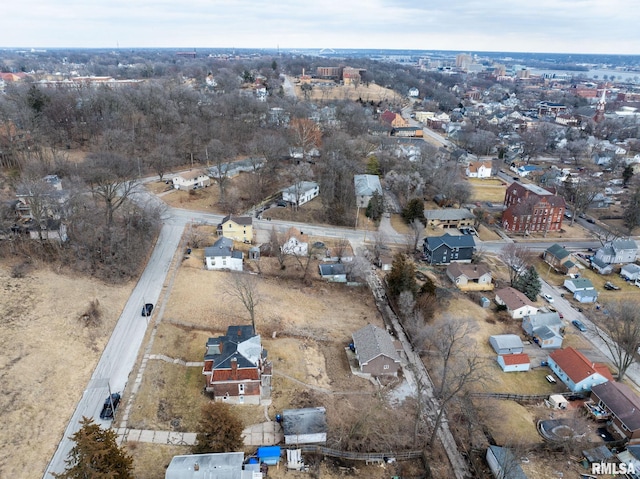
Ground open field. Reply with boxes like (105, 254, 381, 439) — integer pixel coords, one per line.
(0, 261, 133, 478)
(468, 177, 507, 203)
(293, 79, 404, 104)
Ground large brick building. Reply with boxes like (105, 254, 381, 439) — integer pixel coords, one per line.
(502, 182, 566, 234)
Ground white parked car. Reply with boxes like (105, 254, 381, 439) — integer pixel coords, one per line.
(542, 293, 554, 303)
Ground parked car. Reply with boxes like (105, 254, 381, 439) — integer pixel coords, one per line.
(545, 375, 557, 384)
(604, 281, 620, 291)
(587, 218, 596, 224)
(142, 303, 154, 317)
(99, 392, 121, 420)
(542, 293, 554, 303)
(572, 319, 587, 332)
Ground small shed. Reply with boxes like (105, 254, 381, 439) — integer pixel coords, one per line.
(490, 334, 524, 355)
(480, 296, 490, 308)
(574, 289, 598, 303)
(248, 246, 260, 261)
(549, 394, 568, 410)
(257, 446, 281, 466)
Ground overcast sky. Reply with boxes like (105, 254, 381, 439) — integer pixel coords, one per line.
(4, 0, 639, 55)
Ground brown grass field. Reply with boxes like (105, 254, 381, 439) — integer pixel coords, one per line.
(292, 78, 404, 104)
(468, 177, 508, 203)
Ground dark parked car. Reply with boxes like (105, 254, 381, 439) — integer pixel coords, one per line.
(572, 319, 587, 332)
(99, 392, 121, 420)
(587, 218, 596, 224)
(142, 303, 154, 317)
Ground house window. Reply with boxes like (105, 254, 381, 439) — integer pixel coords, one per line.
(383, 364, 389, 370)
(239, 383, 245, 394)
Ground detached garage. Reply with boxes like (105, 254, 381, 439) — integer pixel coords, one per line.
(497, 353, 530, 372)
(489, 334, 524, 355)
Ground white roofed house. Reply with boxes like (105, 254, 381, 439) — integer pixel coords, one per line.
(354, 174, 382, 208)
(172, 170, 211, 190)
(282, 181, 319, 207)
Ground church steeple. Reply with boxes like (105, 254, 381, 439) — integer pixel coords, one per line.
(594, 87, 607, 123)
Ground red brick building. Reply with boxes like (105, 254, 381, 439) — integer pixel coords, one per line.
(502, 182, 566, 234)
(202, 325, 272, 405)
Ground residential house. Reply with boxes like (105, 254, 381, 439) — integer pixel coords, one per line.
(594, 239, 638, 265)
(590, 382, 640, 444)
(207, 158, 264, 179)
(495, 287, 539, 319)
(497, 353, 531, 372)
(351, 324, 402, 377)
(422, 233, 476, 265)
(165, 452, 256, 479)
(379, 110, 408, 128)
(282, 181, 319, 207)
(391, 126, 423, 138)
(408, 87, 419, 97)
(543, 244, 579, 275)
(354, 174, 382, 208)
(486, 446, 529, 479)
(318, 263, 347, 282)
(564, 278, 598, 303)
(281, 228, 308, 256)
(489, 334, 524, 355)
(14, 174, 68, 242)
(172, 170, 211, 190)
(621, 264, 640, 281)
(282, 407, 327, 445)
(547, 347, 613, 393)
(465, 160, 493, 178)
(202, 325, 272, 404)
(446, 263, 493, 291)
(590, 256, 614, 275)
(217, 215, 253, 243)
(522, 312, 564, 349)
(204, 237, 243, 271)
(424, 208, 475, 230)
(502, 182, 566, 234)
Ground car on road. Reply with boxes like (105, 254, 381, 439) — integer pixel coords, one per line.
(542, 293, 554, 303)
(587, 218, 596, 224)
(99, 392, 121, 420)
(142, 303, 154, 317)
(572, 319, 587, 332)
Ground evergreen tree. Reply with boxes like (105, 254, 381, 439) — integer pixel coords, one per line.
(54, 417, 133, 479)
(402, 198, 424, 225)
(365, 156, 381, 176)
(513, 266, 541, 301)
(386, 253, 418, 299)
(192, 402, 244, 454)
(365, 191, 384, 222)
(623, 165, 634, 186)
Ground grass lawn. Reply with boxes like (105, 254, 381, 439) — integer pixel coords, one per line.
(468, 178, 507, 203)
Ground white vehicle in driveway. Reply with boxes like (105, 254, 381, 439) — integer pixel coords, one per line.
(542, 293, 554, 303)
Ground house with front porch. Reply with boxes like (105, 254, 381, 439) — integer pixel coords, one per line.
(424, 208, 475, 230)
(548, 347, 613, 393)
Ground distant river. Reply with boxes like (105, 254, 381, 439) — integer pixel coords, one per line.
(530, 68, 640, 83)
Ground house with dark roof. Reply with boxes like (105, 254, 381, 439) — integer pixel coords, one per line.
(522, 312, 564, 349)
(204, 237, 243, 271)
(446, 263, 493, 290)
(282, 407, 327, 445)
(590, 382, 640, 443)
(202, 325, 272, 404)
(548, 347, 613, 393)
(543, 244, 579, 275)
(495, 287, 539, 319)
(423, 233, 475, 265)
(318, 263, 347, 282)
(217, 215, 253, 243)
(590, 256, 614, 275)
(423, 208, 475, 230)
(594, 239, 638, 265)
(351, 324, 402, 377)
(502, 182, 566, 234)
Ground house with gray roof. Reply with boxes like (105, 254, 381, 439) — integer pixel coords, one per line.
(564, 277, 598, 303)
(424, 208, 475, 229)
(282, 181, 319, 206)
(621, 263, 640, 281)
(282, 407, 327, 445)
(594, 239, 638, 265)
(423, 233, 476, 265)
(590, 256, 614, 275)
(318, 263, 346, 282)
(202, 325, 271, 404)
(354, 174, 382, 208)
(522, 312, 564, 349)
(351, 324, 402, 377)
(590, 382, 640, 443)
(543, 244, 579, 275)
(165, 452, 255, 479)
(489, 334, 524, 355)
(486, 446, 528, 479)
(204, 237, 243, 271)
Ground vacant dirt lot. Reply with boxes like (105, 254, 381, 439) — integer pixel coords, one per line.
(0, 260, 133, 478)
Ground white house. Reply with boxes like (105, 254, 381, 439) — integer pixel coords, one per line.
(594, 239, 638, 265)
(495, 287, 539, 319)
(522, 312, 564, 349)
(204, 237, 243, 271)
(408, 87, 420, 97)
(465, 160, 493, 179)
(548, 347, 613, 393)
(497, 353, 530, 372)
(281, 229, 309, 256)
(621, 264, 640, 281)
(282, 407, 327, 445)
(172, 170, 211, 190)
(354, 174, 382, 208)
(282, 181, 319, 206)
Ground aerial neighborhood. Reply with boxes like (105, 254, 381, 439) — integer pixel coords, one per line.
(3, 46, 640, 479)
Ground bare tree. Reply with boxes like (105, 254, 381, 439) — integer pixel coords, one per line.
(269, 227, 288, 270)
(425, 316, 486, 446)
(226, 273, 261, 332)
(499, 243, 533, 286)
(561, 178, 601, 226)
(406, 219, 424, 253)
(592, 300, 640, 382)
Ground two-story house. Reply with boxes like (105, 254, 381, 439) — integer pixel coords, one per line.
(354, 174, 382, 208)
(465, 160, 493, 179)
(502, 182, 566, 234)
(423, 233, 475, 265)
(590, 382, 640, 444)
(217, 215, 253, 243)
(594, 239, 638, 265)
(282, 181, 319, 207)
(204, 237, 243, 271)
(424, 208, 475, 230)
(543, 244, 579, 275)
(202, 325, 272, 404)
(172, 170, 211, 190)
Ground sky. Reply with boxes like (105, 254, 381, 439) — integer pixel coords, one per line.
(4, 0, 640, 55)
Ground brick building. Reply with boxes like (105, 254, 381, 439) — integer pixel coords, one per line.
(502, 182, 566, 234)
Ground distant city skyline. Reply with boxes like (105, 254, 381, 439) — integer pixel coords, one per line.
(4, 0, 640, 56)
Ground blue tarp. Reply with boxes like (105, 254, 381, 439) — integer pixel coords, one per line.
(257, 446, 281, 465)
